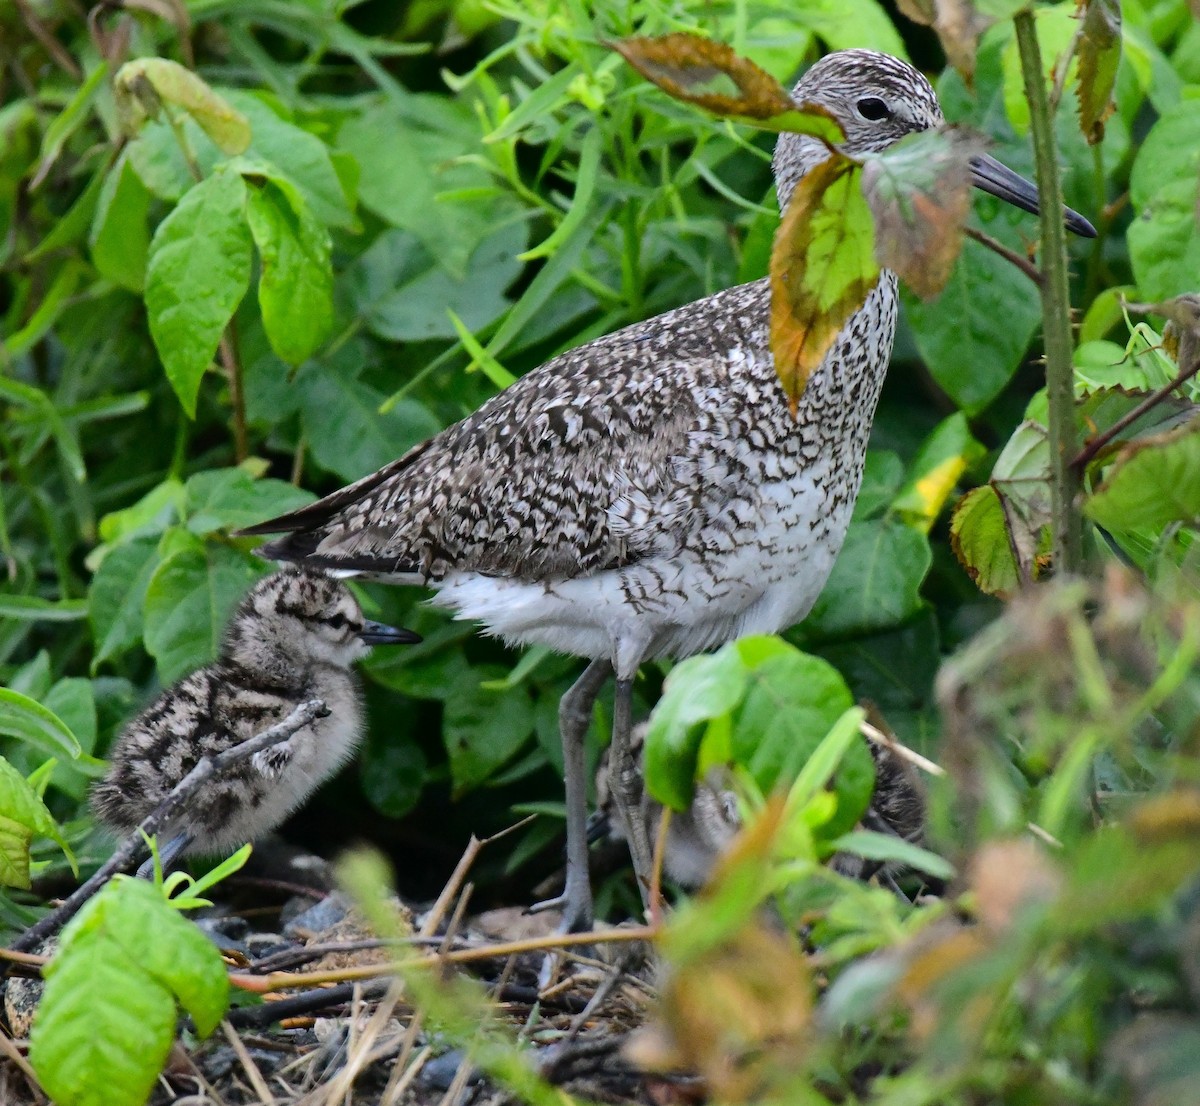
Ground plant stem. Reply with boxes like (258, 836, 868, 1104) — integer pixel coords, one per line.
(1015, 11, 1083, 575)
(219, 318, 249, 463)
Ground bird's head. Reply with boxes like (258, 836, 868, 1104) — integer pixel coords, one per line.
(772, 48, 1096, 238)
(222, 566, 419, 671)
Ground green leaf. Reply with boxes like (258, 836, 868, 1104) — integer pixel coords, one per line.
(350, 223, 525, 343)
(97, 478, 186, 544)
(0, 757, 72, 889)
(950, 485, 1023, 597)
(1085, 421, 1200, 533)
(227, 92, 354, 230)
(0, 688, 82, 760)
(443, 669, 535, 793)
(831, 828, 956, 881)
(244, 178, 333, 365)
(339, 97, 517, 278)
(771, 154, 879, 407)
(144, 168, 253, 416)
(30, 63, 109, 189)
(114, 58, 250, 154)
(736, 660, 870, 837)
(297, 356, 441, 484)
(902, 235, 1041, 414)
(803, 516, 932, 637)
(30, 876, 228, 1106)
(1128, 100, 1200, 303)
(89, 537, 160, 669)
(184, 468, 315, 535)
(893, 413, 985, 531)
(90, 154, 152, 292)
(0, 595, 87, 622)
(143, 539, 265, 682)
(645, 643, 757, 811)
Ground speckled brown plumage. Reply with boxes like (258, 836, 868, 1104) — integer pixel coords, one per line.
(92, 567, 417, 856)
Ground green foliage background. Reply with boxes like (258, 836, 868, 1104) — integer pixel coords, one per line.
(1, 0, 1198, 915)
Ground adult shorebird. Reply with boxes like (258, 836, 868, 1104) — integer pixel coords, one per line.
(92, 567, 419, 868)
(240, 50, 1094, 930)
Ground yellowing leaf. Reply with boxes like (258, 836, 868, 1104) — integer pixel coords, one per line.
(613, 33, 845, 142)
(861, 126, 981, 300)
(114, 58, 250, 155)
(950, 485, 1026, 597)
(769, 153, 880, 411)
(1076, 0, 1121, 145)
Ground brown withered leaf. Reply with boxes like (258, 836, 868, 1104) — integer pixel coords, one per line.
(769, 153, 880, 413)
(628, 922, 813, 1101)
(970, 838, 1061, 934)
(896, 0, 1030, 83)
(1076, 0, 1121, 144)
(861, 125, 981, 300)
(613, 33, 845, 142)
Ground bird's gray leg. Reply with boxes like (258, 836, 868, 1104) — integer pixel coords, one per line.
(530, 657, 612, 931)
(611, 675, 655, 910)
(136, 832, 192, 880)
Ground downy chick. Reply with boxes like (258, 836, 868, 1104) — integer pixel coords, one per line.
(592, 725, 926, 892)
(92, 566, 419, 867)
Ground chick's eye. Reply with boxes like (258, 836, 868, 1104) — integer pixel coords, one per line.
(327, 613, 347, 630)
(856, 97, 892, 121)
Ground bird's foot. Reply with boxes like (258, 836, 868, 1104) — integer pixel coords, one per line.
(253, 742, 294, 779)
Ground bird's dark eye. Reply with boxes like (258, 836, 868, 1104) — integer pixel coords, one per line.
(856, 97, 892, 121)
(327, 613, 347, 629)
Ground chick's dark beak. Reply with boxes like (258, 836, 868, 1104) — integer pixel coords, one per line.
(359, 620, 422, 646)
(969, 152, 1097, 238)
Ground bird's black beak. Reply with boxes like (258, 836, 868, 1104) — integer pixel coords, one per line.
(969, 152, 1097, 238)
(359, 620, 422, 646)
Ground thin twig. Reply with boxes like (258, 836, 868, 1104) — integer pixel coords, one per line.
(14, 0, 82, 80)
(221, 1020, 277, 1106)
(964, 226, 1043, 287)
(229, 926, 659, 994)
(8, 699, 328, 956)
(860, 721, 946, 778)
(0, 1025, 44, 1099)
(1069, 354, 1200, 472)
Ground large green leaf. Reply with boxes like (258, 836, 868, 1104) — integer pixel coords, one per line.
(89, 537, 160, 669)
(297, 359, 441, 483)
(733, 652, 871, 838)
(90, 154, 151, 292)
(184, 468, 315, 536)
(143, 538, 265, 682)
(1128, 100, 1200, 302)
(339, 97, 518, 278)
(244, 177, 333, 365)
(803, 516, 932, 637)
(350, 223, 525, 343)
(1085, 421, 1200, 533)
(0, 688, 82, 760)
(144, 168, 253, 416)
(226, 92, 354, 229)
(443, 668, 535, 794)
(30, 877, 228, 1106)
(0, 757, 73, 889)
